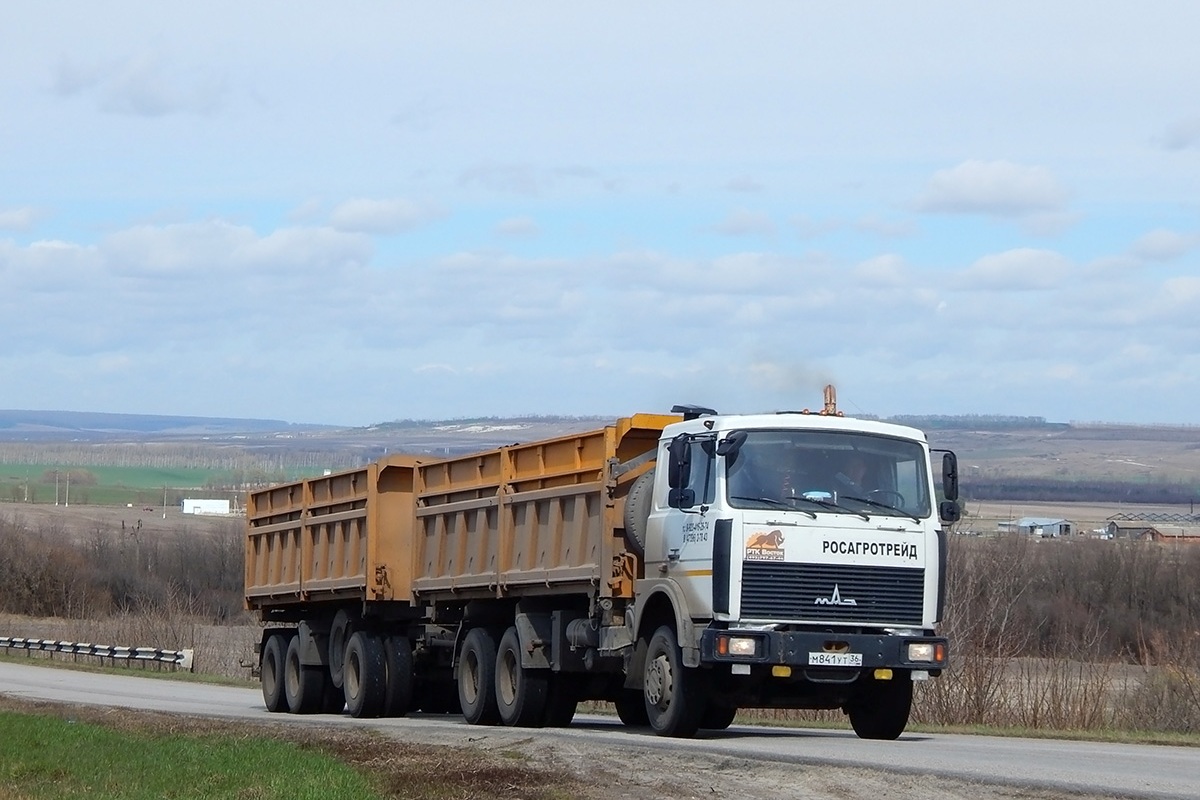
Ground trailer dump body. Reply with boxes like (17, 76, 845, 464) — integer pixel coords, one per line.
(245, 392, 959, 739)
(246, 415, 674, 611)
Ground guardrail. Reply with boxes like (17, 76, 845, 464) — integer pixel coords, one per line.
(0, 636, 194, 672)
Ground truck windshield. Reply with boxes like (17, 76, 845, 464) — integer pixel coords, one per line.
(724, 430, 931, 519)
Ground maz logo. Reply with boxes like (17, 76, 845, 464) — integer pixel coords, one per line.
(814, 584, 858, 606)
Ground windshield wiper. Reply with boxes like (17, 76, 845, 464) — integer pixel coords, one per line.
(840, 495, 920, 524)
(794, 496, 870, 521)
(730, 496, 817, 518)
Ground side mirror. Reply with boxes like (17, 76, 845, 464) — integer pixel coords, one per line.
(716, 430, 747, 459)
(667, 434, 691, 490)
(941, 451, 959, 502)
(669, 488, 697, 509)
(939, 500, 961, 523)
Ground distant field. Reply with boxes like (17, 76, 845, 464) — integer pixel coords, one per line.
(0, 463, 323, 507)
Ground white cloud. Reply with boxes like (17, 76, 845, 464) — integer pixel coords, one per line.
(710, 209, 776, 237)
(854, 215, 914, 239)
(853, 254, 910, 287)
(0, 207, 39, 231)
(724, 176, 765, 193)
(494, 217, 540, 238)
(1158, 117, 1200, 151)
(1129, 228, 1199, 262)
(329, 198, 443, 234)
(916, 160, 1068, 218)
(953, 248, 1073, 291)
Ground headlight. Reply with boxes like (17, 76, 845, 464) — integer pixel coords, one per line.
(716, 634, 759, 657)
(906, 642, 945, 663)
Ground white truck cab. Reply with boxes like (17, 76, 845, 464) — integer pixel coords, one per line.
(630, 388, 959, 738)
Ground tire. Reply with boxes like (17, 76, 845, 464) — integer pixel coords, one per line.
(495, 627, 549, 727)
(643, 625, 707, 738)
(260, 633, 288, 713)
(383, 635, 414, 718)
(541, 674, 579, 727)
(623, 470, 655, 555)
(614, 689, 649, 727)
(327, 609, 353, 690)
(320, 669, 345, 714)
(344, 631, 387, 718)
(847, 677, 913, 740)
(457, 627, 500, 725)
(700, 704, 738, 731)
(284, 635, 324, 714)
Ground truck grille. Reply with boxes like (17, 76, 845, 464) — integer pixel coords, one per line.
(740, 561, 925, 626)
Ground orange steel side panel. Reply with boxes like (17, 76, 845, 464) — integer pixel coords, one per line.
(411, 414, 676, 601)
(244, 455, 419, 609)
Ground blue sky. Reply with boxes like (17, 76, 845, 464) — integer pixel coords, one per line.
(3, 3, 1200, 426)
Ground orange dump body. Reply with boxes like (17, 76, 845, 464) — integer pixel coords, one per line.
(245, 414, 676, 612)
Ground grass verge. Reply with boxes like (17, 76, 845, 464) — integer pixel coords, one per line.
(0, 697, 581, 800)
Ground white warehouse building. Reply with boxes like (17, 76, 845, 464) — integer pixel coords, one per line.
(181, 498, 232, 515)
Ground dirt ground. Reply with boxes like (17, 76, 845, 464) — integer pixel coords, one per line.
(0, 694, 1110, 800)
(0, 501, 239, 539)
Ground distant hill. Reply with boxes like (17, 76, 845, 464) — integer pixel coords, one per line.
(0, 410, 326, 441)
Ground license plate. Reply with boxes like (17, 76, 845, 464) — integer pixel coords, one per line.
(808, 651, 863, 667)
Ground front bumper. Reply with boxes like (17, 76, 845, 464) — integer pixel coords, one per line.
(699, 627, 948, 671)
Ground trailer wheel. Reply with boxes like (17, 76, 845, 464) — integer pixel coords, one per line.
(643, 625, 707, 738)
(283, 635, 324, 714)
(344, 631, 387, 718)
(700, 703, 738, 731)
(541, 675, 579, 727)
(623, 470, 655, 555)
(327, 610, 353, 689)
(383, 635, 414, 718)
(320, 669, 345, 714)
(495, 627, 548, 727)
(847, 678, 912, 740)
(614, 689, 649, 727)
(457, 628, 500, 725)
(260, 633, 288, 713)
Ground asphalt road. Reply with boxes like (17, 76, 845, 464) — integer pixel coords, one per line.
(2, 661, 1197, 799)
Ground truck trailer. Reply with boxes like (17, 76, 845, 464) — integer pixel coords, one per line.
(245, 387, 960, 738)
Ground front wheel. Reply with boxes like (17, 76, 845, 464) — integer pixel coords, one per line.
(846, 677, 913, 740)
(643, 625, 707, 738)
(700, 703, 737, 731)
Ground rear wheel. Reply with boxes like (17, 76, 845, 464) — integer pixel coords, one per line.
(344, 631, 387, 718)
(847, 677, 913, 740)
(320, 669, 345, 714)
(383, 635, 414, 718)
(541, 674, 579, 727)
(284, 635, 323, 714)
(495, 627, 548, 727)
(327, 610, 353, 690)
(260, 633, 288, 713)
(643, 625, 707, 738)
(614, 689, 649, 727)
(458, 628, 500, 725)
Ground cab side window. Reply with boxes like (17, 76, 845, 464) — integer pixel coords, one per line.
(682, 438, 716, 505)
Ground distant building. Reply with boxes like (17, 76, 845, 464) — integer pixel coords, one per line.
(182, 498, 231, 515)
(998, 517, 1072, 537)
(1105, 521, 1200, 543)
